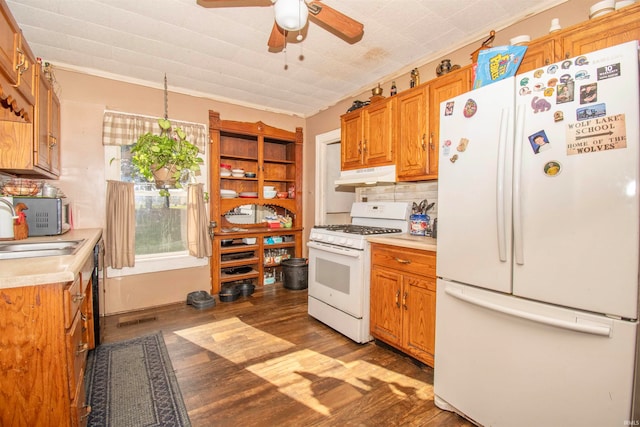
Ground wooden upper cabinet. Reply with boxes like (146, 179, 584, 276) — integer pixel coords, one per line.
(35, 68, 61, 176)
(363, 98, 395, 167)
(340, 109, 363, 170)
(0, 1, 19, 85)
(559, 3, 640, 59)
(396, 66, 472, 182)
(426, 66, 472, 179)
(395, 85, 429, 180)
(340, 97, 394, 170)
(0, 0, 35, 120)
(517, 35, 559, 75)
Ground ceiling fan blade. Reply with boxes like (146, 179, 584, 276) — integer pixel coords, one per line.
(307, 1, 364, 40)
(267, 22, 286, 50)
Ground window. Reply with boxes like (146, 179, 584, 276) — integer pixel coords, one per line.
(103, 112, 209, 277)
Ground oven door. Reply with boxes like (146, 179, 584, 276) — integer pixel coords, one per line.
(307, 240, 366, 318)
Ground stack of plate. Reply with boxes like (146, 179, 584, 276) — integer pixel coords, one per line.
(239, 192, 258, 198)
(221, 189, 237, 199)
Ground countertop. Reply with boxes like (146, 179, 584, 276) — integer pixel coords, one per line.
(367, 233, 437, 252)
(0, 228, 103, 289)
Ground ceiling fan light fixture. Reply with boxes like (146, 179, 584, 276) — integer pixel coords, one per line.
(274, 0, 308, 32)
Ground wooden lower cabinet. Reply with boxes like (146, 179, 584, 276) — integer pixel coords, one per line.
(0, 271, 94, 426)
(370, 243, 436, 367)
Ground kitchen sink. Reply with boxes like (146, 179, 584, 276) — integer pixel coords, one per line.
(0, 239, 85, 260)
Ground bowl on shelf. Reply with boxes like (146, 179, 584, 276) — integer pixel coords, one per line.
(276, 191, 288, 199)
(231, 168, 245, 177)
(244, 172, 256, 178)
(263, 190, 277, 199)
(263, 186, 275, 191)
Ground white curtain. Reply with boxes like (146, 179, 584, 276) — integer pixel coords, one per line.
(187, 183, 212, 258)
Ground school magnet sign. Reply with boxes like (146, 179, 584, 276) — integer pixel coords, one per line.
(565, 113, 626, 156)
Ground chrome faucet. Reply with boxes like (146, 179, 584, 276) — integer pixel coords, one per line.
(0, 198, 17, 218)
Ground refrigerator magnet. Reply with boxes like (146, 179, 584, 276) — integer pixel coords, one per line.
(457, 138, 470, 152)
(575, 56, 588, 66)
(579, 83, 598, 104)
(547, 64, 558, 74)
(444, 101, 455, 116)
(544, 161, 562, 177)
(531, 96, 551, 113)
(463, 99, 477, 117)
(442, 139, 452, 156)
(556, 80, 574, 104)
(561, 60, 572, 69)
(597, 63, 621, 80)
(529, 130, 551, 154)
(519, 77, 530, 86)
(450, 154, 459, 163)
(554, 111, 564, 122)
(576, 103, 606, 121)
(544, 88, 555, 97)
(575, 70, 590, 80)
(534, 69, 544, 78)
(547, 78, 558, 87)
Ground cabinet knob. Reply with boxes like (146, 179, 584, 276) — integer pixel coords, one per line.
(395, 289, 401, 308)
(421, 134, 426, 150)
(49, 135, 57, 148)
(72, 293, 85, 303)
(429, 132, 435, 150)
(80, 405, 92, 420)
(402, 291, 408, 310)
(76, 343, 89, 355)
(394, 257, 411, 264)
(358, 141, 362, 154)
(363, 139, 368, 154)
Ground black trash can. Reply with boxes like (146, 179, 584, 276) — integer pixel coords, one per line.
(282, 258, 308, 290)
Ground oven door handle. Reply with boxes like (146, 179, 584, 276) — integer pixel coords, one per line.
(307, 241, 363, 258)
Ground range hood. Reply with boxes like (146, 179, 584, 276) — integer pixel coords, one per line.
(334, 165, 396, 186)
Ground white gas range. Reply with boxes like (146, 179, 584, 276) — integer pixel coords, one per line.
(307, 201, 411, 343)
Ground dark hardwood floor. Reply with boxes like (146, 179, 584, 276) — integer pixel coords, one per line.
(101, 285, 474, 427)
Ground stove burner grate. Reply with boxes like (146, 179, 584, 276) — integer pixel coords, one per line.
(313, 224, 402, 235)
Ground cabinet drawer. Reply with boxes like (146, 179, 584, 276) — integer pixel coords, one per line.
(372, 245, 436, 277)
(66, 311, 89, 397)
(63, 277, 84, 329)
(71, 364, 90, 427)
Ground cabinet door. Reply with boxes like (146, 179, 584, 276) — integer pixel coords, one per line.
(340, 110, 363, 170)
(36, 72, 51, 172)
(370, 265, 402, 346)
(363, 98, 394, 167)
(517, 37, 559, 75)
(559, 5, 640, 59)
(425, 66, 472, 179)
(396, 85, 428, 180)
(403, 274, 436, 366)
(0, 1, 20, 85)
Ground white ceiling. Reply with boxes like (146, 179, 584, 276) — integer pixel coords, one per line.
(7, 0, 565, 117)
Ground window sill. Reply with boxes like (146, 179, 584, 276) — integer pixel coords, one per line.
(107, 252, 208, 278)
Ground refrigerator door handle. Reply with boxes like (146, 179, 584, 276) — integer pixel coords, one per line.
(444, 287, 612, 337)
(513, 105, 525, 265)
(496, 108, 509, 262)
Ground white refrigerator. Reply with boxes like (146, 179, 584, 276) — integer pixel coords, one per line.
(435, 41, 640, 426)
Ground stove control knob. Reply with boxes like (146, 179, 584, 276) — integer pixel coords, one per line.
(344, 238, 355, 247)
(338, 237, 347, 245)
(327, 236, 335, 243)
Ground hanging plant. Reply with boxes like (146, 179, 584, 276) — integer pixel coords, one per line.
(130, 119, 203, 197)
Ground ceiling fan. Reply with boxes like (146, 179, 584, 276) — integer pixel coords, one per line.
(197, 0, 364, 51)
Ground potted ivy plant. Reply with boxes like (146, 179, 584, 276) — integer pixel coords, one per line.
(130, 118, 203, 196)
